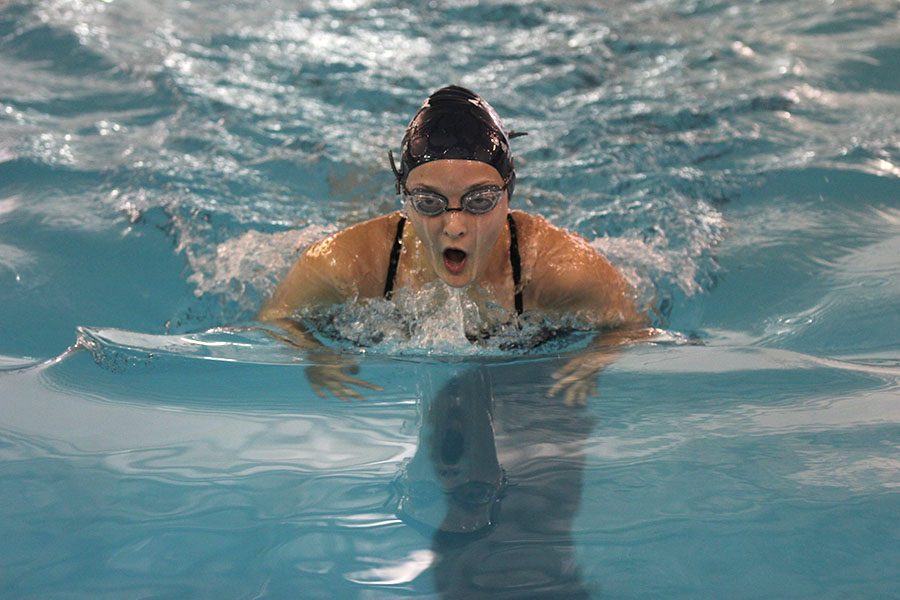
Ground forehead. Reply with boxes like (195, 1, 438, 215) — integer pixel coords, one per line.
(406, 159, 503, 188)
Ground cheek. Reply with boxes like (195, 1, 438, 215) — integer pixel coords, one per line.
(407, 216, 440, 252)
(473, 217, 505, 253)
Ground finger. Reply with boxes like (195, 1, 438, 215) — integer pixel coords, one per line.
(547, 377, 565, 398)
(549, 374, 579, 399)
(332, 373, 384, 398)
(563, 382, 581, 407)
(337, 374, 383, 392)
(578, 381, 599, 406)
(564, 381, 591, 407)
(575, 385, 589, 406)
(323, 376, 361, 400)
(333, 385, 362, 401)
(552, 360, 580, 380)
(555, 370, 582, 391)
(311, 382, 327, 399)
(555, 357, 586, 377)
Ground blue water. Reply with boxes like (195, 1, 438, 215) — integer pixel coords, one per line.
(1, 0, 898, 598)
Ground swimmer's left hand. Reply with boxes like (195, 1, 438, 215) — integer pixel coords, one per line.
(549, 328, 656, 406)
(547, 349, 618, 407)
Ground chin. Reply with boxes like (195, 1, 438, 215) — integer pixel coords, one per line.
(440, 274, 473, 289)
(438, 265, 476, 288)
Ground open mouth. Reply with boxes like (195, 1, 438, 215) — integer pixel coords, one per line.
(443, 248, 468, 275)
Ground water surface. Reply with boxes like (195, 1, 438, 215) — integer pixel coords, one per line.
(1, 0, 898, 597)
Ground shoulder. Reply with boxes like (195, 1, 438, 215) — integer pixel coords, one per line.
(299, 211, 404, 298)
(509, 210, 602, 270)
(261, 212, 405, 318)
(511, 210, 642, 326)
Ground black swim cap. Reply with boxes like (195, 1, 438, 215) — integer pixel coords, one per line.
(391, 85, 519, 196)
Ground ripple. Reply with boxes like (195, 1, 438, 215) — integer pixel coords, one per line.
(0, 7, 118, 76)
(1, 1, 898, 597)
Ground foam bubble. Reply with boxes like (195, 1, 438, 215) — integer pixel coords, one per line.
(184, 225, 333, 315)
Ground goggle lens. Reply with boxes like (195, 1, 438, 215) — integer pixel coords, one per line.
(408, 191, 448, 216)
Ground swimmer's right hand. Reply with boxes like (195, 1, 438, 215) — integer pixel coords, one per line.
(306, 351, 383, 401)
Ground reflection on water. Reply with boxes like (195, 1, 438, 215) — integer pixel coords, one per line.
(0, 334, 897, 597)
(397, 368, 505, 535)
(397, 363, 595, 598)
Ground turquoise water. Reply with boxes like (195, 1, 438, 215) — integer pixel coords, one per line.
(1, 0, 898, 598)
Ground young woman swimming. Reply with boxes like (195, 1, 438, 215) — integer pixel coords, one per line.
(259, 85, 647, 404)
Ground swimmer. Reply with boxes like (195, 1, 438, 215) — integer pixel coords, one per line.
(259, 85, 648, 404)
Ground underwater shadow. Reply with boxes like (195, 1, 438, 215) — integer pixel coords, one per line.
(396, 361, 596, 599)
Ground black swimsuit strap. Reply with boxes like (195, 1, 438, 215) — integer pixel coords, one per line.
(383, 213, 523, 315)
(507, 213, 524, 315)
(383, 215, 406, 299)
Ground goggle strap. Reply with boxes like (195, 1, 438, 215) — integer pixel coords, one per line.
(387, 150, 402, 194)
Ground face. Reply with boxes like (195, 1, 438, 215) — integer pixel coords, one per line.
(403, 159, 509, 288)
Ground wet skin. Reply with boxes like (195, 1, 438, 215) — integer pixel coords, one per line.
(259, 159, 649, 402)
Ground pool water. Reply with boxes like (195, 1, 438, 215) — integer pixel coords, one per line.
(1, 0, 898, 598)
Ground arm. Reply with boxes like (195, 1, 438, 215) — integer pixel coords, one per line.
(259, 234, 349, 326)
(533, 229, 651, 405)
(259, 214, 397, 325)
(258, 233, 382, 399)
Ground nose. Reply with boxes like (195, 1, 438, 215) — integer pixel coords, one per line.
(442, 208, 468, 239)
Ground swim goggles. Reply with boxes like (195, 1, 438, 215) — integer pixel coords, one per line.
(400, 176, 510, 217)
(404, 478, 505, 507)
(388, 148, 511, 216)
